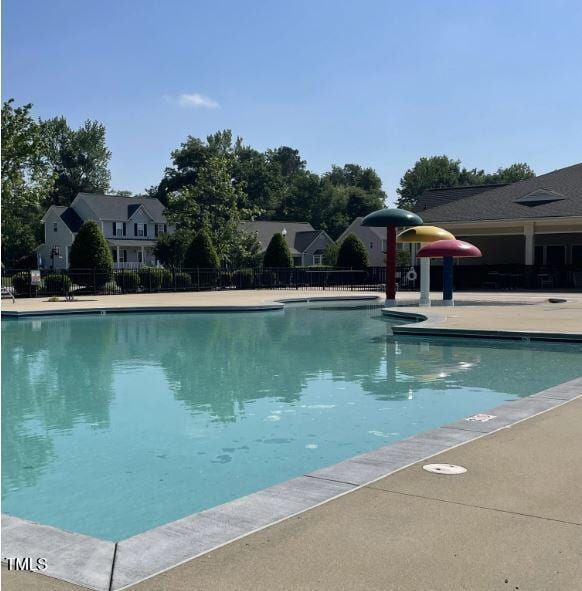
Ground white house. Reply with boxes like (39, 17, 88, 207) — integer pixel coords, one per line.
(37, 193, 172, 269)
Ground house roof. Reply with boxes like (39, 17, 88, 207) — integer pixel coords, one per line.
(341, 218, 387, 241)
(60, 207, 84, 232)
(420, 163, 582, 223)
(415, 184, 507, 212)
(75, 193, 167, 222)
(240, 221, 323, 254)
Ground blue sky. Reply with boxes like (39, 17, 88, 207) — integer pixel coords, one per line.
(3, 0, 582, 203)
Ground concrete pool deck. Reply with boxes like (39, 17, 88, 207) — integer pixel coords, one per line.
(4, 392, 582, 591)
(2, 290, 582, 590)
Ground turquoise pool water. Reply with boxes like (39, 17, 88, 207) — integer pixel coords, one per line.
(2, 303, 581, 541)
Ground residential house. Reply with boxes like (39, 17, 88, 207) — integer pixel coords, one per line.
(416, 163, 582, 288)
(241, 221, 335, 266)
(337, 218, 408, 267)
(37, 193, 171, 269)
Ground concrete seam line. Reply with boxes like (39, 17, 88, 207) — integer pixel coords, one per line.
(365, 487, 582, 528)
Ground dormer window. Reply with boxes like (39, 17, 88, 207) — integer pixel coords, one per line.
(514, 188, 566, 207)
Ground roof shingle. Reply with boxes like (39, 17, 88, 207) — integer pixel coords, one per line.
(420, 163, 582, 223)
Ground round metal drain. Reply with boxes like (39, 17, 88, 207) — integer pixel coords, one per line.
(423, 463, 467, 475)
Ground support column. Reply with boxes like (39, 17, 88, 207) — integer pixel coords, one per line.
(419, 257, 431, 306)
(524, 221, 535, 288)
(386, 225, 397, 307)
(443, 256, 454, 306)
(524, 222, 535, 265)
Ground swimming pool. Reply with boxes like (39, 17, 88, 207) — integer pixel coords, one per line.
(3, 303, 581, 541)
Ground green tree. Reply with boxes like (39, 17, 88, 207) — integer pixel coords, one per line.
(337, 234, 368, 269)
(184, 229, 220, 269)
(165, 154, 257, 264)
(1, 100, 53, 265)
(69, 221, 113, 287)
(323, 243, 339, 266)
(43, 117, 111, 206)
(153, 229, 191, 270)
(150, 130, 238, 206)
(263, 233, 292, 268)
(489, 163, 535, 184)
(397, 156, 535, 210)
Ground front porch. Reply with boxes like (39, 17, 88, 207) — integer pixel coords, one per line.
(109, 239, 158, 269)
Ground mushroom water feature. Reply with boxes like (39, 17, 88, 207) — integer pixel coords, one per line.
(361, 208, 423, 306)
(397, 226, 455, 307)
(417, 239, 482, 306)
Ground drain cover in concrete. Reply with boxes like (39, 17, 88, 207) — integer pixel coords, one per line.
(423, 463, 467, 475)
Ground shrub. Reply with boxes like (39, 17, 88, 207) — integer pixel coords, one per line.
(323, 243, 339, 267)
(159, 269, 173, 288)
(174, 272, 192, 289)
(104, 280, 121, 294)
(336, 234, 369, 270)
(138, 267, 162, 291)
(235, 268, 254, 289)
(69, 221, 113, 289)
(114, 270, 140, 293)
(138, 267, 172, 291)
(397, 249, 411, 266)
(43, 273, 72, 295)
(153, 230, 191, 270)
(263, 233, 292, 268)
(11, 271, 40, 296)
(184, 229, 220, 269)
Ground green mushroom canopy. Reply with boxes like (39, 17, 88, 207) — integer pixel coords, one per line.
(361, 208, 423, 227)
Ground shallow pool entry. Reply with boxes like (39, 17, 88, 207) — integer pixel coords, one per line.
(2, 303, 581, 541)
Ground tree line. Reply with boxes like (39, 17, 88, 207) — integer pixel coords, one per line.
(1, 99, 535, 268)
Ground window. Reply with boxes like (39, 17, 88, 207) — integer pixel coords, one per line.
(138, 250, 143, 263)
(135, 223, 145, 237)
(52, 246, 61, 256)
(112, 248, 117, 263)
(313, 254, 323, 265)
(155, 223, 166, 237)
(114, 222, 125, 237)
(53, 222, 58, 232)
(120, 249, 127, 263)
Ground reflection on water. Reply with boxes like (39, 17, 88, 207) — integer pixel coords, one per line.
(2, 304, 581, 540)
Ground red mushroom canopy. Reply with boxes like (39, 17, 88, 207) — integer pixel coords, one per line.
(417, 239, 482, 258)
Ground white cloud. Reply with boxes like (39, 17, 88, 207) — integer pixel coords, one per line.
(176, 93, 219, 109)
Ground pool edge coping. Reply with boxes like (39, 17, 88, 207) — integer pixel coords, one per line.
(382, 307, 582, 342)
(3, 377, 581, 591)
(0, 294, 381, 318)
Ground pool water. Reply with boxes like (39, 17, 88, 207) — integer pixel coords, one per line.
(2, 303, 581, 541)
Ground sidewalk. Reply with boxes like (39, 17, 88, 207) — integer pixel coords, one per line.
(5, 396, 581, 591)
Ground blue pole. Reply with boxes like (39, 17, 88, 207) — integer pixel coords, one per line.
(443, 256, 454, 306)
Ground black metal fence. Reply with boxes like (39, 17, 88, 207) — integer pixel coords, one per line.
(1, 266, 419, 298)
(3, 264, 579, 299)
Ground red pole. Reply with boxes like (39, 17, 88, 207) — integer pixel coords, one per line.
(386, 225, 396, 303)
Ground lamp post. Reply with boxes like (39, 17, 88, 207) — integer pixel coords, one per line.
(397, 226, 455, 307)
(361, 208, 423, 307)
(417, 239, 482, 306)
